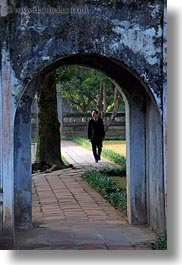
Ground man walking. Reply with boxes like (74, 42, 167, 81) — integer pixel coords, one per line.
(88, 110, 105, 163)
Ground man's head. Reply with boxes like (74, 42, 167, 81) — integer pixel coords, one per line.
(91, 109, 99, 119)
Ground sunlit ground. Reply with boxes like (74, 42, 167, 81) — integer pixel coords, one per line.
(103, 140, 127, 189)
(103, 140, 126, 157)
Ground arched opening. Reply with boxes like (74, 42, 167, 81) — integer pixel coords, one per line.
(14, 53, 165, 234)
(31, 65, 126, 168)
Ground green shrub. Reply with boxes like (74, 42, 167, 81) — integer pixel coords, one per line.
(102, 149, 126, 170)
(99, 167, 125, 176)
(83, 170, 127, 216)
(152, 234, 167, 250)
(110, 191, 127, 212)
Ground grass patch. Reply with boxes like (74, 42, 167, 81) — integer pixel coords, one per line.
(61, 135, 73, 141)
(98, 167, 125, 176)
(103, 140, 126, 157)
(61, 155, 70, 167)
(102, 149, 126, 170)
(105, 136, 126, 141)
(110, 176, 126, 190)
(82, 169, 127, 216)
(73, 137, 92, 150)
(73, 137, 126, 170)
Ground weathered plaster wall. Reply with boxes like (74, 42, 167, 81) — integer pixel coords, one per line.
(0, 41, 16, 243)
(14, 101, 32, 229)
(146, 100, 165, 233)
(162, 1, 167, 214)
(4, 0, 164, 108)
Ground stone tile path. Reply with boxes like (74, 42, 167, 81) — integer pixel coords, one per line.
(61, 140, 122, 170)
(15, 141, 156, 250)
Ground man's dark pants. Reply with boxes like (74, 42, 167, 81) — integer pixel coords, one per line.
(91, 139, 103, 162)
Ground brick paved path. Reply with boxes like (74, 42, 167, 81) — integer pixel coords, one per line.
(16, 141, 156, 250)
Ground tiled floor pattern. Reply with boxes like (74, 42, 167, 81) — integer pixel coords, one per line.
(15, 141, 156, 250)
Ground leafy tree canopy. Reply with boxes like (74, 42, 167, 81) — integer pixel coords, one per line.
(56, 65, 125, 114)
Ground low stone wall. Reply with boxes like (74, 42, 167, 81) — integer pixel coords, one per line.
(62, 112, 125, 139)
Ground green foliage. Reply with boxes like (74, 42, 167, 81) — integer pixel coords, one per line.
(102, 149, 126, 171)
(73, 137, 92, 150)
(83, 170, 127, 215)
(110, 176, 126, 190)
(73, 137, 126, 170)
(152, 234, 167, 250)
(61, 155, 70, 167)
(56, 65, 124, 113)
(99, 167, 125, 176)
(106, 136, 126, 141)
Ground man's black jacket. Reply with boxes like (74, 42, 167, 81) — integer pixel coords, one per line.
(88, 118, 105, 141)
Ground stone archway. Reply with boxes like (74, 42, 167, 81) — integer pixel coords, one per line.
(0, 1, 167, 245)
(14, 53, 165, 234)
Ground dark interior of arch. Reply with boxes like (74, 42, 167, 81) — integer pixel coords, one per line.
(21, 53, 157, 110)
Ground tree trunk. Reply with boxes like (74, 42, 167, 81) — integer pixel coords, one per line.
(105, 85, 119, 131)
(97, 80, 103, 112)
(102, 82, 107, 119)
(35, 71, 65, 172)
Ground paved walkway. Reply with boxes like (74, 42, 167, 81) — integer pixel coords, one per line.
(16, 141, 156, 250)
(61, 140, 122, 170)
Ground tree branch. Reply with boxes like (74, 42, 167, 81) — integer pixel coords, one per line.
(105, 85, 119, 131)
